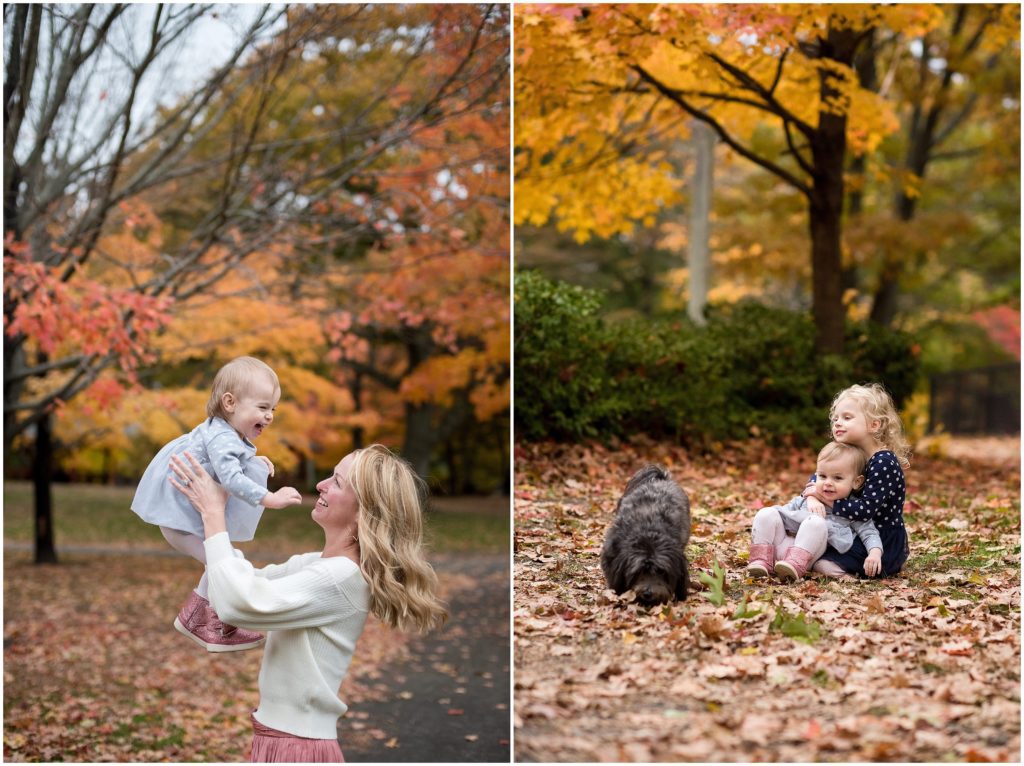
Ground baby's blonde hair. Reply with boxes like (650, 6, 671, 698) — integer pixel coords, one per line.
(206, 356, 280, 420)
(817, 441, 866, 477)
(349, 445, 448, 634)
(829, 382, 911, 468)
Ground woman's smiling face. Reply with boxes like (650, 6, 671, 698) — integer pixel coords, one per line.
(313, 452, 359, 531)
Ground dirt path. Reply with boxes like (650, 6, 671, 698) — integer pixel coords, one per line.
(339, 554, 510, 763)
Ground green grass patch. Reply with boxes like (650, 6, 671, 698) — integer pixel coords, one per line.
(546, 555, 586, 583)
(424, 508, 509, 554)
(905, 538, 1012, 577)
(945, 540, 1009, 570)
(905, 548, 943, 572)
(3, 480, 508, 555)
(3, 481, 167, 547)
(943, 587, 982, 602)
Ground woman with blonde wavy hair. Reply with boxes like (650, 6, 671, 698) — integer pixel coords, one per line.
(169, 444, 447, 763)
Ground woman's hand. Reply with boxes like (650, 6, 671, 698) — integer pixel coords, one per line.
(170, 452, 229, 538)
(863, 548, 883, 577)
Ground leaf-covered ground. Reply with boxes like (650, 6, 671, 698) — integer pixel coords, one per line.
(514, 438, 1020, 762)
(2, 485, 508, 762)
(2, 552, 402, 762)
(2, 549, 499, 762)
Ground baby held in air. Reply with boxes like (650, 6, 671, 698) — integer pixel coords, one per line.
(131, 356, 302, 651)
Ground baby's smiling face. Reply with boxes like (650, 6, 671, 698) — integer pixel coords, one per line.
(223, 375, 280, 442)
(814, 454, 864, 504)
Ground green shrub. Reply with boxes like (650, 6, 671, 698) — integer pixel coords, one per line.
(603, 317, 729, 442)
(514, 270, 615, 440)
(514, 272, 921, 445)
(703, 302, 824, 442)
(845, 324, 919, 408)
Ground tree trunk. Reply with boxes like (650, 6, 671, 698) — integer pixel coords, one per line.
(687, 122, 715, 326)
(350, 370, 365, 450)
(33, 411, 58, 564)
(3, 340, 25, 462)
(459, 434, 477, 494)
(868, 271, 900, 326)
(806, 26, 859, 355)
(402, 402, 436, 482)
(497, 424, 510, 496)
(808, 194, 846, 354)
(841, 155, 864, 298)
(444, 439, 459, 495)
(807, 122, 848, 355)
(843, 31, 877, 297)
(870, 120, 929, 327)
(304, 455, 318, 492)
(870, 113, 933, 327)
(869, 7, 985, 327)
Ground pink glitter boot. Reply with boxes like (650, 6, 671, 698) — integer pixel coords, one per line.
(173, 591, 264, 652)
(775, 547, 815, 582)
(746, 543, 775, 579)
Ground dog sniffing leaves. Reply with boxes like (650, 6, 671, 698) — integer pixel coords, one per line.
(600, 465, 691, 606)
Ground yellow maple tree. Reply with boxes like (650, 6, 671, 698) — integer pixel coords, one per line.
(515, 3, 947, 352)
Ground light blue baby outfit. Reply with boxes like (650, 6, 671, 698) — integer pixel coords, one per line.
(131, 417, 269, 541)
(773, 495, 882, 554)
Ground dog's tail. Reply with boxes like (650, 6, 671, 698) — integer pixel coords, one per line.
(623, 464, 671, 495)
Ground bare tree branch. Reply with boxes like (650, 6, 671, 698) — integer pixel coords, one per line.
(4, 4, 510, 447)
(631, 63, 812, 198)
(705, 51, 816, 138)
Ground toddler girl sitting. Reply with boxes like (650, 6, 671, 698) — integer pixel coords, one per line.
(746, 441, 883, 581)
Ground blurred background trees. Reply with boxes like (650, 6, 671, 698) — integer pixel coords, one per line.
(4, 4, 509, 562)
(514, 3, 1019, 445)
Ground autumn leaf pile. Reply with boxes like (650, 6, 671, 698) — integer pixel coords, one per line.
(2, 553, 476, 762)
(514, 438, 1020, 762)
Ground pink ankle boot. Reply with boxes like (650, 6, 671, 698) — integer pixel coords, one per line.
(746, 543, 775, 579)
(775, 547, 814, 582)
(174, 591, 264, 652)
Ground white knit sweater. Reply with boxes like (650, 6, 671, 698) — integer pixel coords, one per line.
(204, 532, 370, 739)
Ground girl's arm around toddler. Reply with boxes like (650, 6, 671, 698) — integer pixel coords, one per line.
(827, 451, 903, 523)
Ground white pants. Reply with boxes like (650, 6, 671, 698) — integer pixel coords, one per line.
(161, 526, 209, 598)
(751, 506, 828, 563)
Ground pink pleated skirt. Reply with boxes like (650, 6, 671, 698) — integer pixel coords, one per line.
(250, 713, 345, 763)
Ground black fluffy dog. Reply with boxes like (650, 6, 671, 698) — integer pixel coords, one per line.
(600, 465, 691, 606)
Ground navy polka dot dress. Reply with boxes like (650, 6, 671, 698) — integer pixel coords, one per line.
(818, 450, 909, 578)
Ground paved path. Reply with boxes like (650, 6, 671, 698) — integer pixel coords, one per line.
(340, 554, 510, 763)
